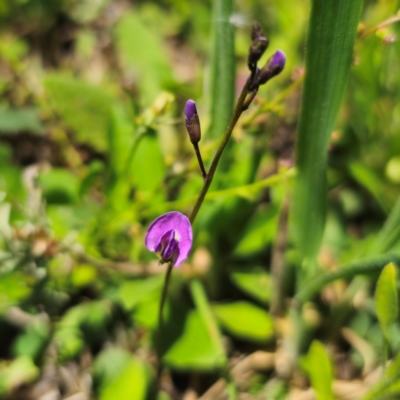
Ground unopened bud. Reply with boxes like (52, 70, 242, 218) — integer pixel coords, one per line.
(258, 50, 286, 85)
(248, 37, 269, 66)
(184, 100, 201, 144)
(251, 22, 264, 41)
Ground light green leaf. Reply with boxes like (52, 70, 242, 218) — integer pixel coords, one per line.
(0, 356, 39, 395)
(130, 132, 165, 194)
(234, 206, 279, 256)
(101, 357, 147, 400)
(39, 168, 80, 204)
(230, 268, 271, 304)
(93, 347, 131, 389)
(13, 320, 50, 361)
(293, 0, 364, 264)
(44, 73, 113, 151)
(163, 309, 225, 371)
(119, 275, 163, 311)
(303, 341, 334, 400)
(361, 353, 400, 400)
(375, 262, 398, 339)
(0, 107, 43, 134)
(213, 301, 274, 342)
(115, 11, 174, 104)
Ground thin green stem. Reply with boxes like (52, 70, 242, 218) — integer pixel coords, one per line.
(193, 142, 207, 180)
(156, 261, 174, 379)
(189, 80, 250, 224)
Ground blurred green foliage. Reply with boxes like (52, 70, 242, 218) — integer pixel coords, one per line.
(0, 0, 400, 398)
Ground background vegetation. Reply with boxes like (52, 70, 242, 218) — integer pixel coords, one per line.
(0, 0, 400, 399)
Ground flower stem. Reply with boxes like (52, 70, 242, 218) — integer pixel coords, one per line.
(189, 79, 251, 224)
(156, 261, 174, 381)
(193, 142, 207, 180)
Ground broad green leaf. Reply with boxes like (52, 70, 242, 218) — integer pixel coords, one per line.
(119, 275, 163, 311)
(39, 168, 79, 204)
(213, 301, 274, 342)
(375, 262, 398, 339)
(163, 309, 225, 371)
(302, 341, 334, 400)
(0, 273, 31, 310)
(13, 320, 50, 362)
(0, 107, 43, 134)
(130, 132, 165, 195)
(230, 267, 271, 304)
(71, 264, 97, 288)
(115, 11, 174, 105)
(101, 357, 147, 400)
(44, 73, 113, 151)
(234, 205, 279, 256)
(0, 356, 39, 395)
(293, 0, 363, 264)
(93, 347, 131, 390)
(54, 327, 84, 362)
(107, 104, 135, 181)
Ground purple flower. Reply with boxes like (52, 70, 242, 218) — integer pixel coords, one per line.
(184, 100, 197, 122)
(258, 50, 286, 84)
(184, 100, 201, 144)
(145, 211, 193, 266)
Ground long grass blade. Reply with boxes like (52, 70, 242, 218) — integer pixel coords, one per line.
(293, 0, 364, 266)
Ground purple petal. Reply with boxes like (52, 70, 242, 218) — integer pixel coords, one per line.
(156, 230, 179, 259)
(184, 100, 197, 122)
(269, 50, 286, 73)
(145, 211, 193, 266)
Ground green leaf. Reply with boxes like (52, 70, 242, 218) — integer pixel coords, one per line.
(0, 356, 39, 395)
(114, 11, 174, 104)
(361, 353, 400, 400)
(39, 168, 80, 204)
(0, 107, 43, 134)
(13, 320, 50, 362)
(119, 275, 163, 311)
(369, 194, 400, 255)
(93, 347, 131, 389)
(163, 309, 225, 371)
(130, 132, 165, 195)
(100, 357, 148, 400)
(375, 262, 398, 340)
(0, 273, 31, 310)
(44, 73, 113, 151)
(234, 206, 279, 256)
(230, 267, 271, 304)
(293, 0, 364, 264)
(348, 161, 391, 213)
(302, 341, 334, 400)
(213, 301, 274, 343)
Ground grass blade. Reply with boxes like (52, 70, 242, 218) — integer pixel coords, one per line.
(293, 0, 364, 265)
(208, 0, 235, 141)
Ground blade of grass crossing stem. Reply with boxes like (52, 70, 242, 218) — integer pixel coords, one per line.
(209, 0, 235, 145)
(189, 279, 237, 399)
(293, 0, 363, 270)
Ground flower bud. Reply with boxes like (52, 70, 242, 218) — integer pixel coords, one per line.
(184, 100, 201, 144)
(251, 22, 264, 41)
(248, 37, 269, 66)
(258, 50, 286, 85)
